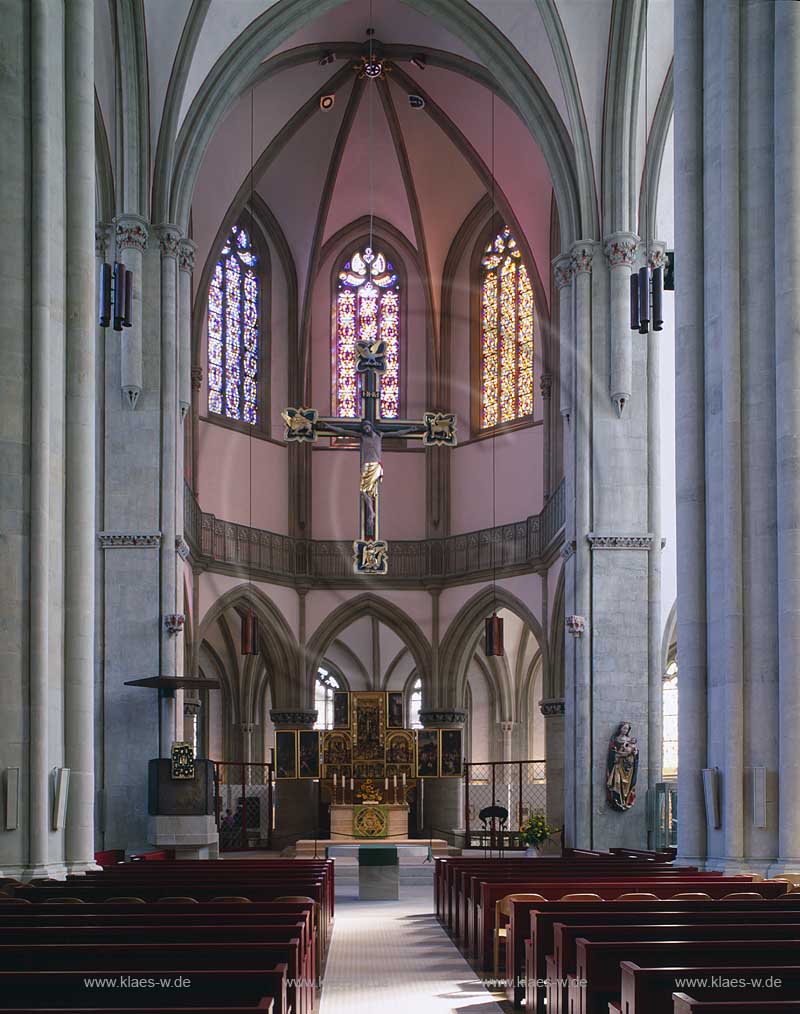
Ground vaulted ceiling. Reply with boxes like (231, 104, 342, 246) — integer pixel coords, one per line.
(95, 0, 675, 291)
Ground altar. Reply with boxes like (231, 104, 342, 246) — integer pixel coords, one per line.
(330, 802, 409, 840)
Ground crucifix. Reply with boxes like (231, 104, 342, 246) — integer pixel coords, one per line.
(282, 339, 457, 574)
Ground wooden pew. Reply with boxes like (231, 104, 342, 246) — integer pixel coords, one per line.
(553, 922, 800, 1014)
(0, 943, 306, 1014)
(571, 939, 800, 1014)
(620, 962, 800, 1014)
(514, 901, 800, 1013)
(672, 997, 800, 1014)
(0, 968, 288, 1013)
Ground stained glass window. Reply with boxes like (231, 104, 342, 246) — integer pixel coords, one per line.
(479, 226, 534, 430)
(334, 245, 400, 419)
(208, 225, 259, 425)
(662, 659, 678, 778)
(314, 667, 340, 731)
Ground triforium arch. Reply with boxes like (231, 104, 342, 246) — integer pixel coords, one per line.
(304, 594, 433, 710)
(164, 0, 586, 248)
(197, 584, 300, 708)
(438, 585, 548, 710)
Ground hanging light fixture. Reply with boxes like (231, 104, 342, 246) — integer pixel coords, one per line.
(629, 1, 664, 336)
(484, 88, 504, 658)
(242, 84, 259, 657)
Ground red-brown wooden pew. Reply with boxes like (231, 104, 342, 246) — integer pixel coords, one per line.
(620, 962, 800, 1014)
(672, 996, 800, 1014)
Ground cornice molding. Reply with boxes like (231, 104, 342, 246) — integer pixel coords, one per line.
(588, 533, 654, 550)
(269, 709, 317, 729)
(419, 709, 467, 728)
(98, 531, 162, 549)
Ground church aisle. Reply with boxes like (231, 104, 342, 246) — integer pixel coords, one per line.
(319, 885, 504, 1014)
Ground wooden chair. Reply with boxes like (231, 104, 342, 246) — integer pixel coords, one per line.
(156, 896, 198, 903)
(670, 892, 712, 900)
(722, 891, 764, 900)
(615, 892, 659, 900)
(44, 897, 85, 904)
(559, 892, 602, 901)
(103, 896, 146, 904)
(493, 893, 547, 978)
(210, 895, 252, 903)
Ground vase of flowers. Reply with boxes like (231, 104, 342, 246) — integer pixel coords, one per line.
(356, 777, 383, 804)
(519, 810, 557, 857)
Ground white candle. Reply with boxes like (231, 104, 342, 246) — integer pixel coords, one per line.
(393, 775, 397, 787)
(333, 773, 337, 787)
(350, 778, 354, 790)
(384, 777, 388, 790)
(402, 773, 406, 786)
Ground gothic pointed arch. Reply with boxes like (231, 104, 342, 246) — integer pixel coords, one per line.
(197, 584, 299, 708)
(304, 594, 433, 707)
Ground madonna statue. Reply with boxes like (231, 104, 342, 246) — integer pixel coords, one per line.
(606, 721, 639, 811)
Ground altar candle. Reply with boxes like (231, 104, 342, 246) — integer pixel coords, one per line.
(384, 777, 389, 790)
(393, 775, 397, 787)
(333, 773, 337, 787)
(402, 773, 406, 786)
(350, 778, 354, 790)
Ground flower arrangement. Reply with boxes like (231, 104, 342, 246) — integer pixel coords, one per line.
(519, 810, 557, 847)
(356, 777, 383, 803)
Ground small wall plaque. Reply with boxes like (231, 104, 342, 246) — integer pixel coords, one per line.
(171, 741, 195, 780)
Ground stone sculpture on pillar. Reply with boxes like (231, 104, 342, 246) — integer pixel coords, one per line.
(606, 721, 640, 811)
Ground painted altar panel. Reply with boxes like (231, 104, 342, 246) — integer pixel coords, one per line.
(351, 692, 386, 761)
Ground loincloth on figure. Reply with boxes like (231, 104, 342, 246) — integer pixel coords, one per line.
(360, 461, 383, 499)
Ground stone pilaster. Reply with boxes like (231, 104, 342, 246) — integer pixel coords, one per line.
(177, 239, 197, 422)
(115, 214, 149, 409)
(540, 699, 565, 832)
(603, 232, 639, 418)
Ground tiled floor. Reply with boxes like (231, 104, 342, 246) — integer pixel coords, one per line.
(319, 885, 505, 1014)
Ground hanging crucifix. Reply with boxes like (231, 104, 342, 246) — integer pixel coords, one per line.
(282, 339, 456, 575)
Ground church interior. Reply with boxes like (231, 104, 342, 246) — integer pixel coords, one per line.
(2, 0, 800, 1011)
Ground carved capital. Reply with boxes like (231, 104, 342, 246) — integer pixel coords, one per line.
(540, 372, 553, 400)
(552, 254, 573, 289)
(164, 613, 185, 636)
(539, 698, 565, 717)
(566, 614, 587, 637)
(647, 240, 667, 271)
(570, 241, 594, 275)
(603, 232, 639, 268)
(269, 709, 318, 729)
(157, 224, 182, 259)
(178, 238, 198, 273)
(560, 540, 576, 561)
(115, 214, 149, 253)
(588, 533, 654, 551)
(95, 222, 111, 260)
(191, 365, 203, 391)
(419, 709, 467, 728)
(98, 531, 161, 549)
(175, 536, 191, 561)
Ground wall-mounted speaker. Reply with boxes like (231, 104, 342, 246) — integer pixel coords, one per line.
(52, 767, 70, 831)
(702, 767, 720, 829)
(4, 768, 19, 831)
(752, 766, 767, 828)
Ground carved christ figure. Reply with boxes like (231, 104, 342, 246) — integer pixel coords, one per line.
(324, 418, 420, 538)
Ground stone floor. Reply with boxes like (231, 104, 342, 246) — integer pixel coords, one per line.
(319, 885, 505, 1014)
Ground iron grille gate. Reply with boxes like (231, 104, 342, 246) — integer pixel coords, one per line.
(464, 760, 547, 850)
(213, 762, 274, 851)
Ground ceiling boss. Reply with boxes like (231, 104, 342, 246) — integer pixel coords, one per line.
(282, 297, 456, 575)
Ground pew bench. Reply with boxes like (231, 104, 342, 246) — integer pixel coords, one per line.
(672, 997, 800, 1014)
(621, 962, 800, 1014)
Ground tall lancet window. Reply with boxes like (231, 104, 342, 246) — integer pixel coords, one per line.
(478, 226, 534, 430)
(208, 225, 260, 425)
(334, 245, 400, 419)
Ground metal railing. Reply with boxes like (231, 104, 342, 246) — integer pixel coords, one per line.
(213, 761, 274, 852)
(184, 479, 565, 586)
(464, 759, 548, 850)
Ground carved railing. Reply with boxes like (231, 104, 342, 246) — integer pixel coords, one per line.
(184, 479, 565, 586)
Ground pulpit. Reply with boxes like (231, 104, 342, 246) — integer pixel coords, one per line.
(330, 803, 409, 840)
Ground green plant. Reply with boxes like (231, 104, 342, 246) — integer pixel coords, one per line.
(519, 810, 557, 847)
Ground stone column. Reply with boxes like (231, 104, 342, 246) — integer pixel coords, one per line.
(674, 0, 708, 867)
(419, 710, 465, 847)
(177, 240, 196, 423)
(115, 215, 148, 409)
(540, 700, 565, 834)
(270, 710, 318, 850)
(571, 241, 593, 848)
(647, 243, 667, 808)
(63, 0, 98, 874)
(604, 232, 639, 418)
(554, 257, 573, 423)
(774, 0, 800, 873)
